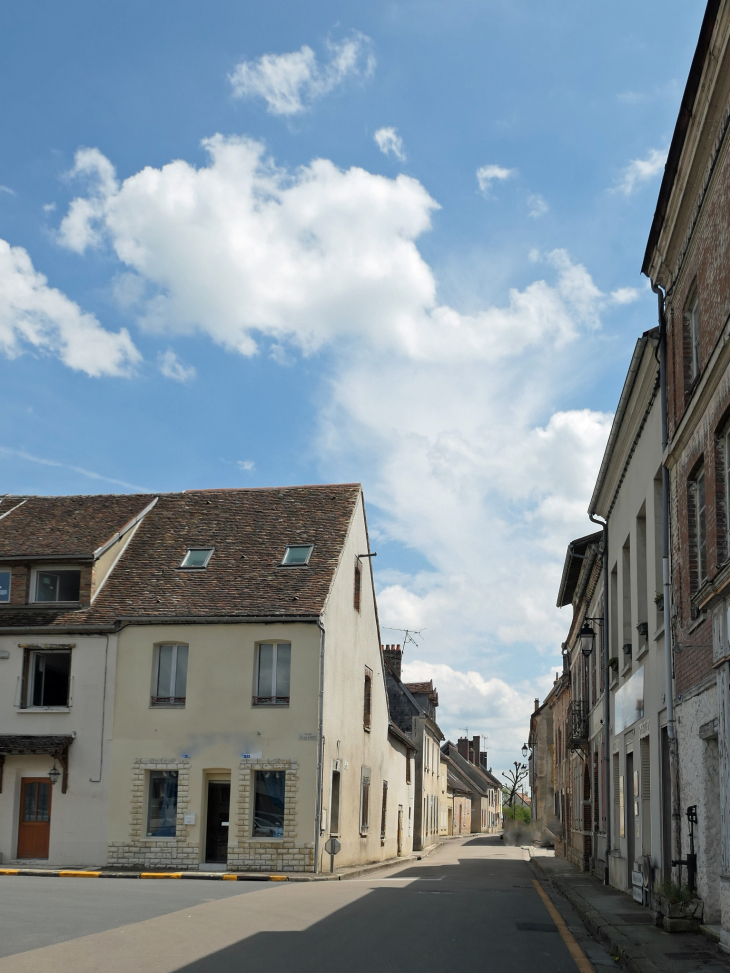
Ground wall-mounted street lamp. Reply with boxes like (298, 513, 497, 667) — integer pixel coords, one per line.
(578, 616, 604, 659)
(521, 743, 529, 759)
(48, 759, 61, 787)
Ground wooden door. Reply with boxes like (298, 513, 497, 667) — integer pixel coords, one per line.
(17, 778, 52, 859)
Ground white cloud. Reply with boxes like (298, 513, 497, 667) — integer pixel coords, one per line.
(0, 446, 148, 491)
(476, 164, 516, 198)
(229, 33, 375, 116)
(158, 348, 196, 383)
(0, 238, 140, 377)
(614, 147, 667, 196)
(55, 137, 619, 762)
(374, 127, 406, 161)
(43, 202, 56, 213)
(237, 459, 256, 472)
(527, 193, 548, 218)
(610, 286, 640, 305)
(0, 185, 15, 196)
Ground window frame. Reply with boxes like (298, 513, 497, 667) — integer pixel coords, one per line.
(29, 565, 82, 604)
(360, 767, 371, 835)
(253, 641, 291, 706)
(380, 780, 388, 842)
(151, 643, 189, 707)
(146, 770, 179, 838)
(690, 466, 708, 589)
(330, 769, 341, 836)
(22, 647, 72, 709)
(363, 666, 373, 731)
(252, 770, 286, 838)
(353, 559, 362, 611)
(179, 547, 214, 570)
(0, 568, 10, 603)
(280, 544, 314, 567)
(686, 288, 700, 383)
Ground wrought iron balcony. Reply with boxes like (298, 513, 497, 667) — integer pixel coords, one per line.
(569, 700, 589, 745)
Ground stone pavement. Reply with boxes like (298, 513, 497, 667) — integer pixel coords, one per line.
(529, 851, 730, 973)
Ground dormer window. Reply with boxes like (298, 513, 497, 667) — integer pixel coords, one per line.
(281, 544, 313, 566)
(0, 570, 10, 602)
(33, 569, 81, 603)
(180, 548, 214, 569)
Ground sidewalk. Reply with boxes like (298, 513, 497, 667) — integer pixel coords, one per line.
(529, 851, 730, 973)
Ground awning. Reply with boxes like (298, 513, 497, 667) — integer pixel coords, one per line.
(0, 734, 74, 793)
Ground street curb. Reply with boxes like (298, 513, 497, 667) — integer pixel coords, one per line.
(528, 856, 660, 973)
(0, 845, 443, 884)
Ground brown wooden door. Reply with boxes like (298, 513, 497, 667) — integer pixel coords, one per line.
(17, 778, 52, 859)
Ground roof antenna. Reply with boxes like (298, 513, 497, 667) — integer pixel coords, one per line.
(382, 627, 425, 651)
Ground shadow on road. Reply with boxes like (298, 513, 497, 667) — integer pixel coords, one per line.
(170, 857, 574, 973)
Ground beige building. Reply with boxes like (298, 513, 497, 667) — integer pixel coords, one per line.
(0, 486, 414, 873)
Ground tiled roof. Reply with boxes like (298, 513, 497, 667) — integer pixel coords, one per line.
(0, 484, 361, 629)
(0, 735, 75, 754)
(0, 494, 155, 558)
(404, 680, 439, 705)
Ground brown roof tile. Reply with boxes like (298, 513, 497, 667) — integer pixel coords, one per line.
(0, 484, 361, 629)
(0, 494, 155, 558)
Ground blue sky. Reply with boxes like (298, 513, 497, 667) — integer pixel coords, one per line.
(0, 0, 705, 772)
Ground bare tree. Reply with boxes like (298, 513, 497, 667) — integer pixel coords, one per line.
(501, 761, 528, 817)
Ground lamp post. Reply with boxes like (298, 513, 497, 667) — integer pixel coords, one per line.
(48, 760, 60, 787)
(521, 743, 529, 759)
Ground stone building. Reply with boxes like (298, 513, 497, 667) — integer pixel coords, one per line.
(556, 530, 606, 876)
(382, 645, 443, 852)
(529, 681, 560, 841)
(588, 331, 668, 898)
(440, 739, 501, 833)
(643, 0, 730, 940)
(0, 485, 413, 873)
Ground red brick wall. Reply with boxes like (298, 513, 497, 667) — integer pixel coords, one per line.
(666, 133, 730, 696)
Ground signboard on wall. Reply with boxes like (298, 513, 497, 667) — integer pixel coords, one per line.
(615, 666, 644, 735)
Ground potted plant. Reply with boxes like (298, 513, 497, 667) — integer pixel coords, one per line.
(651, 881, 704, 932)
(608, 657, 619, 672)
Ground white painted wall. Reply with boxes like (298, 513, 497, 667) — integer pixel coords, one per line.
(0, 633, 117, 866)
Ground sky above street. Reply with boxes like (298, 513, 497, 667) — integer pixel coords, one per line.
(0, 0, 705, 774)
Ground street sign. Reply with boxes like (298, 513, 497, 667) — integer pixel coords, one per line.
(324, 836, 341, 872)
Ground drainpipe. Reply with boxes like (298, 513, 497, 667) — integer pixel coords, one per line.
(590, 513, 611, 884)
(314, 618, 326, 874)
(653, 282, 680, 879)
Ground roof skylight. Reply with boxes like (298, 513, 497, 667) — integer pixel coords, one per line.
(180, 548, 214, 569)
(281, 544, 313, 566)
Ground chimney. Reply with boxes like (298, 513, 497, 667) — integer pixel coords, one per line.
(534, 698, 539, 713)
(382, 643, 402, 678)
(457, 737, 470, 761)
(472, 735, 481, 767)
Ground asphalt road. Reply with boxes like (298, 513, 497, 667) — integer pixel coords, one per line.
(0, 836, 616, 972)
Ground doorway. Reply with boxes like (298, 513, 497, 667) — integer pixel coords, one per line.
(17, 778, 52, 859)
(397, 806, 403, 856)
(205, 781, 230, 863)
(626, 752, 635, 885)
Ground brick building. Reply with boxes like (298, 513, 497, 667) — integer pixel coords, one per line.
(643, 0, 730, 940)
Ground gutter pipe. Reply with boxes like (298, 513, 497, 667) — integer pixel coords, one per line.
(589, 511, 611, 884)
(314, 618, 326, 874)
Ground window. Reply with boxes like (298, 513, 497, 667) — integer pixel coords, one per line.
(686, 288, 700, 383)
(152, 644, 188, 706)
(354, 560, 362, 611)
(33, 569, 80, 603)
(406, 754, 411, 785)
(253, 770, 286, 837)
(330, 770, 341, 835)
(363, 667, 372, 730)
(0, 570, 9, 602)
(254, 642, 291, 705)
(690, 467, 707, 588)
(360, 767, 370, 833)
(180, 548, 214, 569)
(24, 649, 71, 708)
(147, 771, 178, 837)
(281, 545, 313, 566)
(380, 780, 388, 841)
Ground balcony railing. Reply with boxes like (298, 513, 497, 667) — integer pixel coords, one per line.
(151, 696, 186, 706)
(569, 700, 589, 744)
(252, 696, 290, 706)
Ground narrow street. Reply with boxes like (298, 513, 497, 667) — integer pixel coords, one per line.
(0, 837, 614, 972)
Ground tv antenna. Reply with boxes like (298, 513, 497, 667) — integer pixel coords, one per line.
(382, 627, 425, 650)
